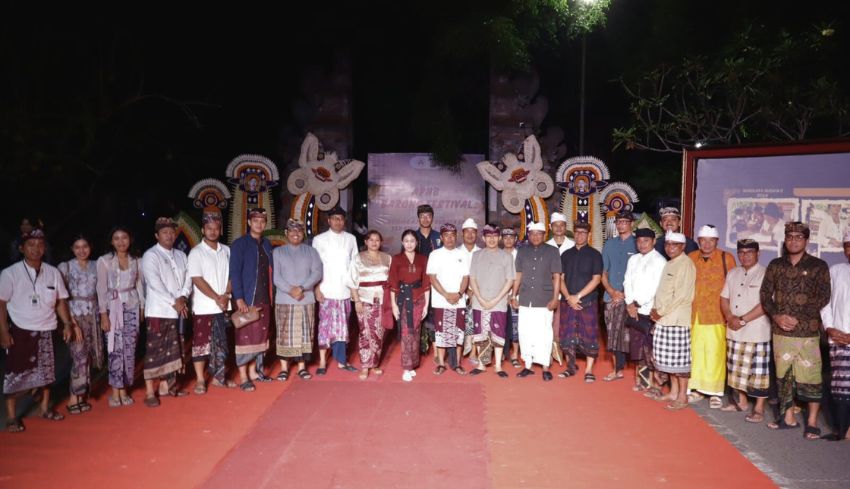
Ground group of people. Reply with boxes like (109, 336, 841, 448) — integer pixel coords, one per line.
(1, 204, 849, 443)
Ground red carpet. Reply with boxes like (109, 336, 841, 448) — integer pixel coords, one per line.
(0, 344, 777, 489)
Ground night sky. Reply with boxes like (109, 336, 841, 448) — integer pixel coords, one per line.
(2, 1, 847, 263)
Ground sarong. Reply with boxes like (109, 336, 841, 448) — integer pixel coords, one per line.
(831, 344, 850, 402)
(318, 299, 351, 348)
(192, 313, 230, 383)
(518, 306, 554, 368)
(473, 310, 507, 366)
(626, 314, 654, 365)
(434, 307, 465, 348)
(69, 312, 101, 396)
(726, 339, 770, 398)
(235, 304, 271, 366)
(275, 304, 315, 360)
(507, 306, 519, 342)
(774, 334, 822, 418)
(108, 304, 139, 389)
(462, 302, 475, 356)
(689, 319, 727, 396)
(143, 318, 183, 380)
(3, 324, 55, 394)
(357, 302, 385, 368)
(559, 300, 600, 372)
(653, 324, 691, 376)
(400, 296, 425, 370)
(604, 301, 629, 353)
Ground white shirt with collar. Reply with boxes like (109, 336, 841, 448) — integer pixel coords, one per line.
(312, 230, 359, 300)
(547, 236, 575, 255)
(623, 249, 667, 315)
(0, 261, 69, 331)
(142, 243, 191, 319)
(187, 240, 231, 315)
(822, 262, 850, 340)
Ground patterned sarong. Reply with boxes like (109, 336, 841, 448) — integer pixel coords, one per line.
(653, 324, 691, 376)
(69, 312, 101, 396)
(318, 299, 351, 348)
(193, 313, 230, 383)
(604, 301, 629, 354)
(108, 304, 139, 389)
(726, 339, 770, 398)
(473, 310, 507, 366)
(400, 296, 425, 370)
(831, 344, 850, 403)
(626, 314, 654, 366)
(275, 304, 315, 359)
(774, 334, 823, 418)
(434, 307, 465, 348)
(357, 302, 385, 368)
(559, 300, 600, 372)
(235, 304, 271, 365)
(143, 318, 183, 380)
(689, 319, 727, 396)
(3, 324, 55, 394)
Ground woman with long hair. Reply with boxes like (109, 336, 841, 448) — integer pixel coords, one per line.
(388, 230, 430, 382)
(349, 230, 393, 380)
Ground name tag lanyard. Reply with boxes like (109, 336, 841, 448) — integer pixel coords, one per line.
(22, 261, 40, 305)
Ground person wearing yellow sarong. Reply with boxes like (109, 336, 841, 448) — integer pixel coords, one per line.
(688, 225, 737, 408)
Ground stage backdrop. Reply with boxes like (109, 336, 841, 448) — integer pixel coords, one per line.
(683, 142, 850, 266)
(368, 153, 486, 251)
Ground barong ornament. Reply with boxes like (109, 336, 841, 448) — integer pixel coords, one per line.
(476, 135, 555, 240)
(287, 132, 365, 239)
(556, 156, 609, 250)
(600, 182, 639, 239)
(226, 154, 280, 242)
(188, 178, 231, 217)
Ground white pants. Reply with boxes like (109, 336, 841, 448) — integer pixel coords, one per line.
(518, 306, 554, 368)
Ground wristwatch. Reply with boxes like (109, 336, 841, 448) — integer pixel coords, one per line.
(738, 317, 747, 327)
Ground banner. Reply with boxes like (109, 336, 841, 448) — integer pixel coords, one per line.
(367, 153, 486, 251)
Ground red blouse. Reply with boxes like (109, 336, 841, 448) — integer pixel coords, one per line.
(388, 252, 430, 299)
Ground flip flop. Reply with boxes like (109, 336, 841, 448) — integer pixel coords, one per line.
(767, 419, 799, 430)
(40, 410, 65, 421)
(433, 365, 446, 375)
(453, 366, 467, 376)
(276, 371, 290, 382)
(211, 380, 238, 388)
(194, 383, 207, 395)
(557, 370, 575, 379)
(510, 359, 521, 368)
(745, 412, 764, 423)
(79, 401, 93, 412)
(316, 367, 327, 376)
(239, 381, 256, 392)
(804, 425, 822, 440)
(496, 371, 509, 378)
(602, 372, 624, 382)
(584, 373, 596, 383)
(666, 401, 689, 411)
(5, 419, 25, 433)
(66, 403, 83, 415)
(297, 369, 312, 380)
(144, 396, 160, 408)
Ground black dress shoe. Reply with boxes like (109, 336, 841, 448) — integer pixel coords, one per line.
(542, 371, 553, 382)
(517, 368, 535, 378)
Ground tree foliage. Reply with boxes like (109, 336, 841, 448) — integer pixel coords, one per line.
(613, 24, 850, 153)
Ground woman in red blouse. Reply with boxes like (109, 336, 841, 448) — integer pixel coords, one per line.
(389, 229, 431, 382)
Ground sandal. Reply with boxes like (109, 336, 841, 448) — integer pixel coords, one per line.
(687, 392, 705, 404)
(211, 379, 238, 388)
(341, 364, 359, 373)
(584, 373, 596, 383)
(239, 381, 256, 392)
(109, 397, 122, 408)
(542, 371, 553, 382)
(276, 371, 290, 382)
(194, 382, 207, 395)
(297, 369, 312, 380)
(469, 369, 485, 376)
(708, 396, 723, 409)
(120, 396, 134, 406)
(5, 419, 25, 433)
(602, 371, 624, 382)
(644, 387, 663, 399)
(66, 403, 83, 415)
(496, 370, 509, 378)
(316, 367, 327, 376)
(40, 409, 65, 421)
(517, 368, 535, 378)
(453, 366, 467, 376)
(767, 419, 799, 430)
(720, 402, 746, 412)
(804, 425, 822, 440)
(433, 365, 447, 375)
(79, 401, 93, 412)
(510, 359, 521, 368)
(557, 369, 574, 379)
(373, 368, 383, 376)
(253, 373, 273, 383)
(359, 370, 369, 381)
(144, 396, 160, 408)
(167, 389, 189, 398)
(745, 412, 764, 423)
(666, 400, 689, 411)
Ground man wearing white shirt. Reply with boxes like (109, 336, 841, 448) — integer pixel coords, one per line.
(141, 217, 192, 407)
(427, 223, 470, 375)
(501, 227, 521, 367)
(546, 212, 575, 255)
(460, 218, 481, 362)
(0, 230, 78, 432)
(313, 207, 359, 374)
(624, 228, 667, 393)
(186, 213, 234, 393)
(822, 230, 850, 440)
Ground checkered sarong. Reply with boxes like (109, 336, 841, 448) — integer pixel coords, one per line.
(652, 324, 691, 375)
(726, 339, 770, 398)
(831, 344, 850, 402)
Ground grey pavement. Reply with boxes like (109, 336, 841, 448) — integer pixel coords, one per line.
(692, 399, 850, 489)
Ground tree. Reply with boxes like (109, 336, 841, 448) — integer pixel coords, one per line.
(612, 24, 850, 153)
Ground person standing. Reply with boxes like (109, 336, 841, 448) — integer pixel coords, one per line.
(719, 239, 770, 422)
(546, 212, 575, 254)
(654, 207, 698, 259)
(389, 230, 431, 382)
(0, 229, 78, 432)
(511, 222, 561, 381)
(460, 218, 481, 362)
(313, 207, 359, 374)
(349, 230, 393, 380)
(821, 230, 850, 440)
(558, 222, 604, 382)
(230, 208, 275, 390)
(501, 227, 522, 368)
(468, 225, 515, 377)
(623, 228, 667, 394)
(96, 226, 145, 407)
(650, 231, 697, 410)
(688, 224, 737, 408)
(414, 204, 441, 360)
(141, 217, 192, 407)
(58, 234, 101, 414)
(427, 223, 470, 375)
(762, 222, 831, 439)
(272, 219, 323, 381)
(601, 211, 636, 381)
(186, 213, 235, 393)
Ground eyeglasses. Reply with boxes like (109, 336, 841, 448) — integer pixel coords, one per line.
(785, 234, 806, 242)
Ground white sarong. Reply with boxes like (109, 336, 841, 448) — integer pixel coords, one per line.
(518, 306, 554, 368)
